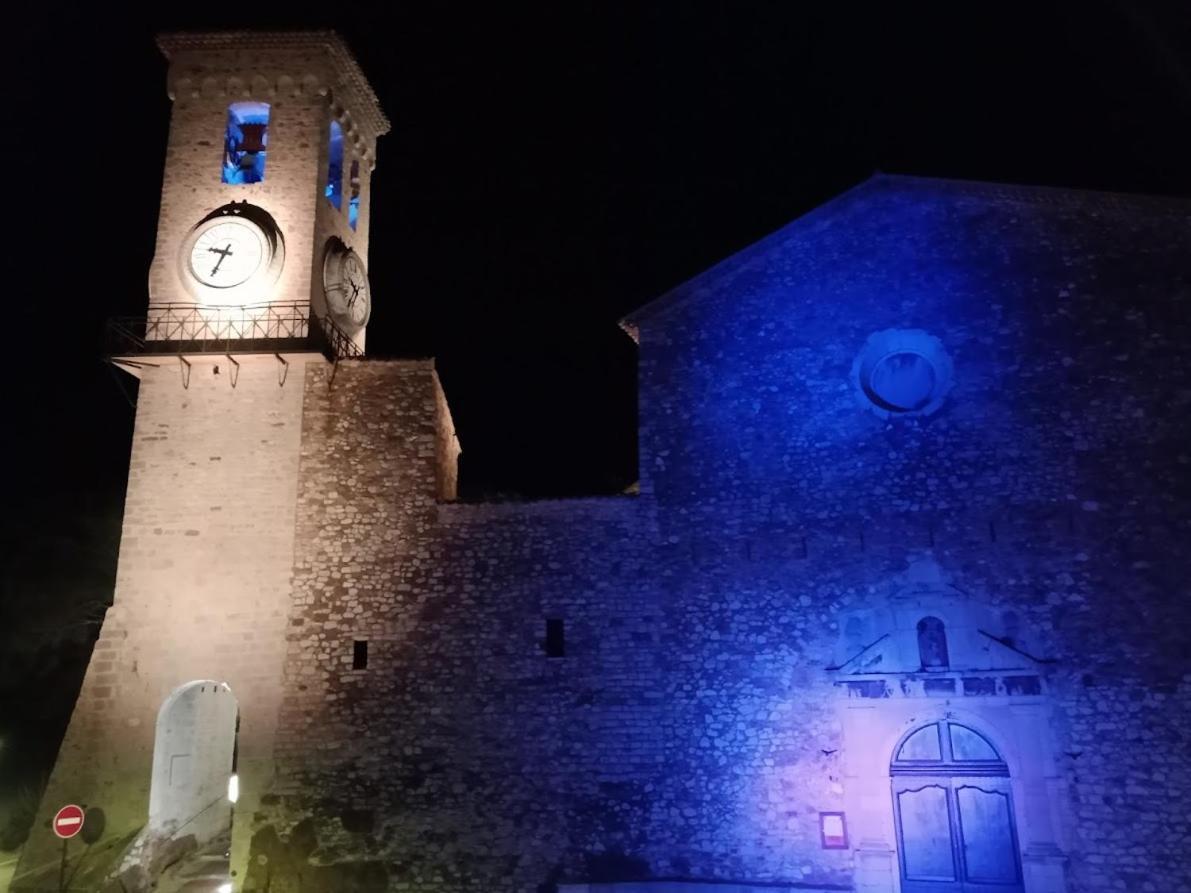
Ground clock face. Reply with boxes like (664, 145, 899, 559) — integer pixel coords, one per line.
(188, 220, 266, 288)
(323, 242, 371, 332)
(178, 205, 284, 305)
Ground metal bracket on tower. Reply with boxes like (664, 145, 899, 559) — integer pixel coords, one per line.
(178, 355, 192, 390)
(275, 353, 289, 387)
(225, 354, 240, 389)
(104, 360, 137, 409)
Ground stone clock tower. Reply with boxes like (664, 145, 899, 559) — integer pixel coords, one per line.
(10, 31, 452, 893)
(150, 30, 387, 353)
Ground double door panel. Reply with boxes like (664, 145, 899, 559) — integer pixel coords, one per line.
(893, 776, 1022, 893)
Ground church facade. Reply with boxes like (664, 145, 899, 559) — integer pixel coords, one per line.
(14, 30, 1191, 893)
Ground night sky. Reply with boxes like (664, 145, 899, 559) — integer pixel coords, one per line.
(2, 1, 1190, 653)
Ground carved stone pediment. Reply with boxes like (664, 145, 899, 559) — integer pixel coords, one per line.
(830, 557, 1053, 697)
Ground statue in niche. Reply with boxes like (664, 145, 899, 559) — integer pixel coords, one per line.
(917, 616, 949, 671)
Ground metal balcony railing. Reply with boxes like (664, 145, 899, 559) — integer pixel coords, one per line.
(105, 302, 362, 361)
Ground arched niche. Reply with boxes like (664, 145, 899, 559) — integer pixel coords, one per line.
(833, 559, 1037, 675)
(147, 680, 239, 847)
(916, 616, 950, 671)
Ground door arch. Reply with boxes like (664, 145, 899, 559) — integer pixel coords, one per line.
(891, 719, 1023, 893)
(147, 680, 239, 847)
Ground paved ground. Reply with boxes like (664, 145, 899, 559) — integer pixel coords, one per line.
(0, 853, 17, 890)
(155, 833, 231, 893)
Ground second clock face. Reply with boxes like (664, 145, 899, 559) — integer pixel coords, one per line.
(323, 242, 371, 332)
(188, 220, 266, 288)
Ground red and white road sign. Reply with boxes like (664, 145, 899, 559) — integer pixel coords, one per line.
(52, 804, 85, 839)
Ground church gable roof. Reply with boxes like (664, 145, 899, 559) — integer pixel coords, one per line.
(620, 173, 1191, 340)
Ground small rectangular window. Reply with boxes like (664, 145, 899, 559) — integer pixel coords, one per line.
(348, 159, 361, 230)
(223, 101, 270, 184)
(544, 618, 565, 658)
(352, 639, 368, 670)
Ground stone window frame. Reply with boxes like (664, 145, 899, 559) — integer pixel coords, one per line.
(851, 328, 954, 419)
(221, 100, 271, 185)
(326, 119, 345, 211)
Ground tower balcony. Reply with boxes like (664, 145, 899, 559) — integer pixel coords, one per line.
(105, 302, 361, 374)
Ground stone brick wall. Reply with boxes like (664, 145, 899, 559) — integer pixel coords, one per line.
(623, 177, 1191, 893)
(243, 180, 1190, 893)
(310, 98, 377, 354)
(24, 175, 1190, 893)
(246, 360, 661, 891)
(149, 51, 323, 308)
(433, 371, 461, 501)
(150, 34, 385, 314)
(14, 355, 316, 890)
(632, 177, 1191, 520)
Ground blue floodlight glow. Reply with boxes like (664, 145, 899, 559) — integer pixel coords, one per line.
(222, 101, 270, 185)
(326, 121, 344, 209)
(348, 159, 360, 230)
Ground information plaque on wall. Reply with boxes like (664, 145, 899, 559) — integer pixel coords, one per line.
(819, 811, 848, 849)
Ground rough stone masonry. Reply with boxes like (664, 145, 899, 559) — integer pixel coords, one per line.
(253, 179, 1191, 892)
(13, 28, 1191, 893)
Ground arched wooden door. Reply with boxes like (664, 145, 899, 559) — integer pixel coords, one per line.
(891, 720, 1023, 893)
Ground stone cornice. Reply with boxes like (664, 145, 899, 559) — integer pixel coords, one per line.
(157, 30, 390, 140)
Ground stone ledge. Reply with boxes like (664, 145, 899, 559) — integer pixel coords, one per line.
(560, 883, 849, 893)
(437, 493, 641, 522)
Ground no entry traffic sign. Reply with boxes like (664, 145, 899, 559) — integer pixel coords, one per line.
(52, 804, 85, 840)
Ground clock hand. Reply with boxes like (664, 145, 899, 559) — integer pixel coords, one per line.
(208, 243, 234, 277)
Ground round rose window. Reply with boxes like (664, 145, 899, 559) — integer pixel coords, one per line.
(852, 330, 953, 418)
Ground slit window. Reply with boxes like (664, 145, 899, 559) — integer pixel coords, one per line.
(326, 121, 344, 210)
(348, 159, 361, 230)
(222, 101, 270, 184)
(352, 639, 368, 670)
(544, 618, 565, 658)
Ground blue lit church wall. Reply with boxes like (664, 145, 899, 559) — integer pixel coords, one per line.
(219, 178, 1191, 893)
(634, 178, 1190, 523)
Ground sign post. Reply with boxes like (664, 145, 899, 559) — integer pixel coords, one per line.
(52, 805, 85, 892)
